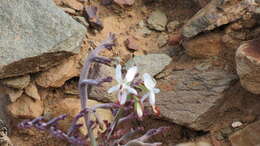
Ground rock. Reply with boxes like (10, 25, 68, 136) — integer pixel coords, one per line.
(0, 92, 12, 146)
(35, 56, 80, 88)
(53, 0, 63, 5)
(194, 63, 211, 71)
(241, 115, 256, 123)
(0, 0, 86, 79)
(231, 121, 243, 128)
(125, 54, 172, 77)
(113, 0, 135, 6)
(230, 22, 243, 31)
(63, 79, 79, 95)
(247, 27, 260, 39)
(215, 132, 225, 141)
(241, 13, 256, 29)
(50, 98, 113, 136)
(236, 38, 260, 94)
(229, 120, 260, 146)
(0, 129, 13, 146)
(1, 75, 30, 89)
(5, 88, 23, 102)
(136, 20, 152, 37)
(225, 28, 247, 40)
(89, 64, 117, 102)
(168, 33, 184, 46)
(167, 20, 181, 33)
(0, 94, 10, 130)
(222, 34, 241, 50)
(182, 0, 256, 38)
(60, 0, 83, 11)
(62, 7, 76, 15)
(183, 32, 224, 58)
(156, 68, 237, 130)
(193, 0, 211, 8)
(221, 127, 233, 137)
(101, 0, 113, 5)
(7, 94, 43, 118)
(157, 33, 168, 48)
(176, 141, 212, 146)
(25, 82, 41, 100)
(124, 37, 142, 51)
(147, 10, 167, 31)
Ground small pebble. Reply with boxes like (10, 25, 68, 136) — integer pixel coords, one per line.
(167, 20, 181, 32)
(231, 121, 243, 128)
(221, 127, 233, 136)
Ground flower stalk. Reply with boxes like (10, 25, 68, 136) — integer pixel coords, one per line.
(18, 33, 167, 146)
(79, 33, 116, 146)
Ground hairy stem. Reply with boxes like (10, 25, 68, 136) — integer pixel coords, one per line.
(106, 107, 124, 140)
(79, 33, 115, 146)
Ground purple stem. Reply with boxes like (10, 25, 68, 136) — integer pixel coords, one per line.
(80, 77, 112, 86)
(136, 127, 169, 142)
(67, 108, 90, 136)
(79, 33, 115, 146)
(113, 127, 144, 145)
(117, 112, 135, 125)
(91, 56, 112, 65)
(46, 114, 67, 127)
(19, 117, 87, 145)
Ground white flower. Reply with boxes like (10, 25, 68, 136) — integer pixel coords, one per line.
(108, 64, 138, 105)
(141, 73, 160, 112)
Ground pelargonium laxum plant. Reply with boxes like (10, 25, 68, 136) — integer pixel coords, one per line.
(18, 33, 168, 146)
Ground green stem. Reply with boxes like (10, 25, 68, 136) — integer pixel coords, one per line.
(88, 114, 97, 146)
(107, 107, 124, 140)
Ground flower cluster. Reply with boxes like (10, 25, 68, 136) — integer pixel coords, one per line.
(108, 64, 160, 118)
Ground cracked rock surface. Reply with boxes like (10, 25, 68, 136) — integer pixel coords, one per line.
(157, 67, 237, 130)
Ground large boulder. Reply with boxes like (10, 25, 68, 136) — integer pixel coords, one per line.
(0, 0, 86, 79)
(157, 67, 237, 130)
(236, 38, 260, 94)
(182, 0, 256, 38)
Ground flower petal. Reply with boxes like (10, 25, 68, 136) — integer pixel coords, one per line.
(126, 86, 137, 95)
(141, 93, 149, 103)
(153, 88, 160, 94)
(149, 91, 155, 106)
(125, 66, 138, 82)
(143, 73, 156, 90)
(118, 90, 128, 105)
(107, 84, 120, 93)
(115, 64, 122, 83)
